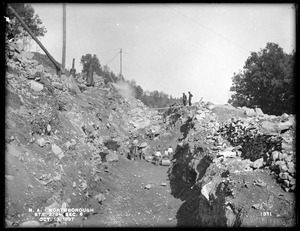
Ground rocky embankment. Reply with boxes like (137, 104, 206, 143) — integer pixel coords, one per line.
(5, 41, 161, 227)
(168, 102, 296, 227)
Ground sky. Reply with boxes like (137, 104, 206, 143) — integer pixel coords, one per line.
(28, 3, 295, 105)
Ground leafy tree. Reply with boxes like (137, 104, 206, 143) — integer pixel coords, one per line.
(6, 3, 47, 50)
(228, 43, 295, 115)
(80, 54, 102, 76)
(135, 85, 143, 100)
(101, 65, 116, 84)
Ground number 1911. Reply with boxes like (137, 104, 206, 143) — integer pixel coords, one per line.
(261, 212, 272, 217)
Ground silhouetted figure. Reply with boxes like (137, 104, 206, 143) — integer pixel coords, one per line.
(129, 139, 138, 161)
(154, 150, 162, 166)
(138, 148, 144, 161)
(188, 91, 193, 106)
(182, 93, 187, 106)
(168, 146, 173, 159)
(150, 129, 155, 140)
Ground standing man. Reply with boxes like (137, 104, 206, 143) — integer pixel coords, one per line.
(188, 91, 193, 106)
(131, 139, 139, 161)
(150, 129, 155, 140)
(167, 146, 173, 159)
(138, 147, 144, 161)
(154, 146, 162, 166)
(164, 149, 169, 159)
(182, 93, 187, 106)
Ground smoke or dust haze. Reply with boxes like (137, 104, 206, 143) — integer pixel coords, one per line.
(114, 81, 136, 99)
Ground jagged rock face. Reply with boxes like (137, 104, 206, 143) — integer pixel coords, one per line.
(5, 41, 167, 227)
(168, 103, 296, 227)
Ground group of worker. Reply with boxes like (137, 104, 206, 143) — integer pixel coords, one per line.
(182, 91, 193, 106)
(128, 139, 174, 166)
(153, 146, 173, 166)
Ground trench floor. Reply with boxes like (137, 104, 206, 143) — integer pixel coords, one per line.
(75, 155, 183, 227)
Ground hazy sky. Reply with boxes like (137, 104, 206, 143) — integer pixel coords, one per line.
(29, 3, 295, 104)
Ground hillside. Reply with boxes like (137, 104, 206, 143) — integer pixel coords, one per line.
(4, 41, 296, 227)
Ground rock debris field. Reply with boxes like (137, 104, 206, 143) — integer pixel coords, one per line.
(5, 41, 296, 227)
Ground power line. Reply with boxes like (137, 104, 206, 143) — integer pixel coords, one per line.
(167, 6, 251, 53)
(105, 52, 119, 66)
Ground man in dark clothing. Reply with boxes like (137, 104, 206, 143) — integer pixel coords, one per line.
(188, 91, 193, 106)
(138, 148, 144, 161)
(182, 93, 187, 106)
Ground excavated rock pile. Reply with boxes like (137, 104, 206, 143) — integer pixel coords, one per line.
(5, 41, 161, 227)
(168, 102, 296, 227)
(219, 114, 296, 192)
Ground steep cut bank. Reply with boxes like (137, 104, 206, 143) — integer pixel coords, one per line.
(5, 41, 167, 227)
(168, 103, 296, 227)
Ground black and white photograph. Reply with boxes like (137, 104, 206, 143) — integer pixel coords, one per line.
(4, 3, 296, 227)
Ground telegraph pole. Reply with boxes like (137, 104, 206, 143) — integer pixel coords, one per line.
(62, 3, 66, 71)
(120, 48, 122, 77)
(7, 4, 63, 74)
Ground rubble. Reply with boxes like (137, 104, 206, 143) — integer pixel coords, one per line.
(167, 102, 295, 226)
(29, 80, 43, 91)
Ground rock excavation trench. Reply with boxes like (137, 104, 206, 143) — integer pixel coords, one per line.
(5, 41, 296, 227)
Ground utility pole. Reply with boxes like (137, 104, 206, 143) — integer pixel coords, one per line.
(7, 4, 63, 74)
(120, 48, 122, 77)
(62, 3, 66, 71)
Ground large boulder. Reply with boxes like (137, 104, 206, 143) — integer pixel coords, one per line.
(260, 121, 279, 135)
(51, 144, 65, 159)
(277, 117, 295, 131)
(20, 51, 34, 60)
(255, 108, 264, 117)
(139, 142, 148, 148)
(52, 82, 63, 90)
(105, 151, 119, 163)
(251, 157, 264, 169)
(29, 80, 43, 91)
(243, 107, 256, 117)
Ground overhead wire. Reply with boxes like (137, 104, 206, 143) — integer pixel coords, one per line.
(105, 52, 119, 66)
(167, 6, 251, 53)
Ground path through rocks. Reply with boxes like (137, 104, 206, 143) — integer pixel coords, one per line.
(79, 155, 182, 227)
